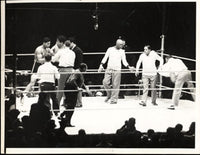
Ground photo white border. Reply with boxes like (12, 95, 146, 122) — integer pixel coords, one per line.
(1, 0, 6, 154)
(1, 0, 200, 154)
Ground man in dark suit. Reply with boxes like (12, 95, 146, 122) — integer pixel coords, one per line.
(66, 37, 83, 70)
(65, 37, 83, 107)
(61, 63, 91, 127)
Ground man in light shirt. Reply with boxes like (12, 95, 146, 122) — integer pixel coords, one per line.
(52, 35, 76, 106)
(135, 45, 163, 106)
(65, 37, 83, 108)
(158, 55, 195, 110)
(37, 54, 60, 115)
(98, 39, 134, 104)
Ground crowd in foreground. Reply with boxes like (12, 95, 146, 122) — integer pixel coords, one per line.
(5, 93, 195, 148)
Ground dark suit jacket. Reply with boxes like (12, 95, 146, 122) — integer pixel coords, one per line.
(72, 46, 83, 69)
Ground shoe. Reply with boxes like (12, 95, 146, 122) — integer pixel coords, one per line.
(139, 101, 146, 106)
(168, 105, 175, 110)
(110, 101, 117, 104)
(152, 102, 158, 106)
(76, 105, 82, 108)
(104, 97, 110, 103)
(66, 124, 75, 127)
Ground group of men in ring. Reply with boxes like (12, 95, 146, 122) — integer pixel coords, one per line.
(23, 36, 195, 127)
(24, 35, 91, 127)
(98, 38, 195, 110)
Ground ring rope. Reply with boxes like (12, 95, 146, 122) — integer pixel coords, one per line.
(157, 85, 196, 95)
(5, 83, 142, 89)
(157, 52, 196, 62)
(6, 87, 196, 94)
(5, 82, 196, 90)
(4, 69, 197, 74)
(17, 106, 166, 112)
(5, 51, 143, 57)
(4, 69, 31, 73)
(5, 51, 196, 62)
(188, 81, 196, 83)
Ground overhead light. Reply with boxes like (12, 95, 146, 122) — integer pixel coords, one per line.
(94, 23, 98, 30)
(92, 3, 99, 31)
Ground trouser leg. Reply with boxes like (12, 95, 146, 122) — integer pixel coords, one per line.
(119, 72, 126, 98)
(142, 75, 149, 103)
(40, 83, 51, 110)
(111, 71, 121, 103)
(50, 87, 59, 114)
(63, 94, 77, 125)
(172, 74, 185, 106)
(103, 70, 112, 99)
(57, 73, 68, 105)
(62, 84, 78, 125)
(57, 68, 73, 105)
(187, 82, 195, 101)
(150, 75, 157, 103)
(185, 71, 195, 101)
(76, 91, 82, 106)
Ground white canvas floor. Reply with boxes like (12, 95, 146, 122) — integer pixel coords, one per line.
(16, 95, 196, 135)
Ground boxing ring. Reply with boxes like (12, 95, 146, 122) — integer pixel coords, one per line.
(4, 36, 196, 135)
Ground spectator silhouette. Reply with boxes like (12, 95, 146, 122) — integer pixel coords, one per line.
(117, 117, 136, 135)
(184, 122, 195, 148)
(5, 109, 21, 147)
(75, 129, 89, 147)
(174, 124, 184, 147)
(21, 116, 32, 145)
(115, 117, 142, 147)
(54, 120, 70, 147)
(161, 127, 175, 147)
(43, 120, 58, 147)
(185, 122, 195, 135)
(141, 129, 155, 147)
(29, 92, 51, 134)
(6, 109, 21, 131)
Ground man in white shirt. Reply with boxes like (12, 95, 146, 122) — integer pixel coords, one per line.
(52, 35, 76, 106)
(136, 45, 163, 106)
(65, 37, 83, 108)
(158, 55, 195, 110)
(98, 39, 134, 104)
(37, 54, 60, 115)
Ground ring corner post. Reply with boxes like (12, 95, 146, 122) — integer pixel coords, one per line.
(12, 52, 17, 109)
(159, 34, 165, 98)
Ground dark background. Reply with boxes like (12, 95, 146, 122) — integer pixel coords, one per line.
(5, 2, 196, 98)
